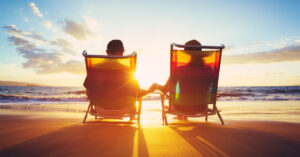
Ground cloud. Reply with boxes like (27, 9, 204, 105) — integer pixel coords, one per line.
(62, 19, 93, 40)
(273, 38, 290, 49)
(265, 72, 283, 76)
(58, 60, 85, 74)
(82, 16, 100, 31)
(223, 41, 263, 54)
(223, 44, 300, 64)
(50, 38, 76, 54)
(29, 2, 43, 18)
(3, 25, 47, 43)
(8, 35, 30, 46)
(0, 74, 11, 79)
(249, 41, 262, 46)
(3, 25, 84, 74)
(3, 25, 30, 36)
(223, 45, 235, 51)
(24, 17, 30, 22)
(18, 8, 24, 14)
(43, 20, 57, 32)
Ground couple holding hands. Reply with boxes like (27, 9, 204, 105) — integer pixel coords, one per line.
(84, 39, 207, 119)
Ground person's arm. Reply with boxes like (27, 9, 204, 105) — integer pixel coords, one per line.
(155, 77, 170, 94)
(161, 77, 170, 93)
(138, 77, 170, 97)
(83, 76, 91, 99)
(139, 89, 149, 97)
(138, 84, 156, 97)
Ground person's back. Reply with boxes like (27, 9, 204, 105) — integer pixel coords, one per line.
(84, 40, 138, 113)
(83, 39, 155, 113)
(156, 40, 214, 115)
(172, 53, 214, 114)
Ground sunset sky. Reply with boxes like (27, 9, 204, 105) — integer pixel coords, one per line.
(0, 0, 299, 87)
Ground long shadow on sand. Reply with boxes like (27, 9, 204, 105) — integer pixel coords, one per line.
(0, 121, 149, 157)
(169, 121, 300, 157)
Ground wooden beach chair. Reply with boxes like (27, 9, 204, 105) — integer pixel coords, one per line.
(82, 50, 142, 123)
(160, 43, 225, 125)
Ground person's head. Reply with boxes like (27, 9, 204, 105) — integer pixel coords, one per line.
(106, 39, 124, 56)
(184, 40, 204, 64)
(184, 40, 202, 51)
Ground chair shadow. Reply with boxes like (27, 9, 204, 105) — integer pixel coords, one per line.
(0, 120, 150, 157)
(168, 122, 300, 157)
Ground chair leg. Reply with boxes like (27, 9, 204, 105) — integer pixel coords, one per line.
(160, 94, 168, 125)
(130, 114, 134, 121)
(137, 98, 142, 124)
(83, 103, 91, 123)
(164, 113, 168, 125)
(95, 116, 97, 120)
(162, 109, 165, 124)
(160, 94, 165, 125)
(205, 115, 208, 122)
(215, 105, 224, 125)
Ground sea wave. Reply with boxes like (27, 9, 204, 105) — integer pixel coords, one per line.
(0, 86, 299, 103)
(64, 90, 86, 95)
(0, 94, 87, 103)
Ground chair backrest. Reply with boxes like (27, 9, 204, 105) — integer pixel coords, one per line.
(169, 44, 224, 107)
(83, 51, 138, 110)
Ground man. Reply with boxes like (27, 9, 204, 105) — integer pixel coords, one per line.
(84, 40, 155, 114)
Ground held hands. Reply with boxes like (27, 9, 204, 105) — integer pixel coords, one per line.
(148, 83, 165, 93)
(139, 83, 167, 97)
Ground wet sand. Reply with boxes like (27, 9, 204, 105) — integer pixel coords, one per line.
(0, 113, 299, 157)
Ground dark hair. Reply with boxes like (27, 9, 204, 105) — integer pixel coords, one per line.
(106, 39, 124, 54)
(184, 40, 202, 50)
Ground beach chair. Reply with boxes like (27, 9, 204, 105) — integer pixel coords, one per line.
(160, 43, 225, 125)
(82, 50, 142, 123)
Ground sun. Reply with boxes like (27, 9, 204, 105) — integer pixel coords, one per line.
(134, 71, 155, 89)
(133, 52, 170, 89)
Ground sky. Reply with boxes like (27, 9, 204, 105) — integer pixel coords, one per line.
(0, 0, 299, 87)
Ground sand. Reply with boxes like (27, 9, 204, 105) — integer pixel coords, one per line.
(0, 113, 299, 157)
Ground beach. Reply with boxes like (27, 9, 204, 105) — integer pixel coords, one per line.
(1, 0, 300, 156)
(0, 100, 299, 157)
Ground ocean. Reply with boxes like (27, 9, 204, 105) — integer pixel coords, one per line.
(0, 86, 299, 123)
(0, 86, 299, 103)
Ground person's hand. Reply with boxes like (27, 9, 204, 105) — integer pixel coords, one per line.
(149, 83, 159, 92)
(155, 83, 165, 91)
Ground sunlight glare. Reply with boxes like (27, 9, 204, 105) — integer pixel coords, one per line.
(134, 71, 156, 89)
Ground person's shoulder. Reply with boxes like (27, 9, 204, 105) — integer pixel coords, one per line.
(96, 61, 130, 70)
